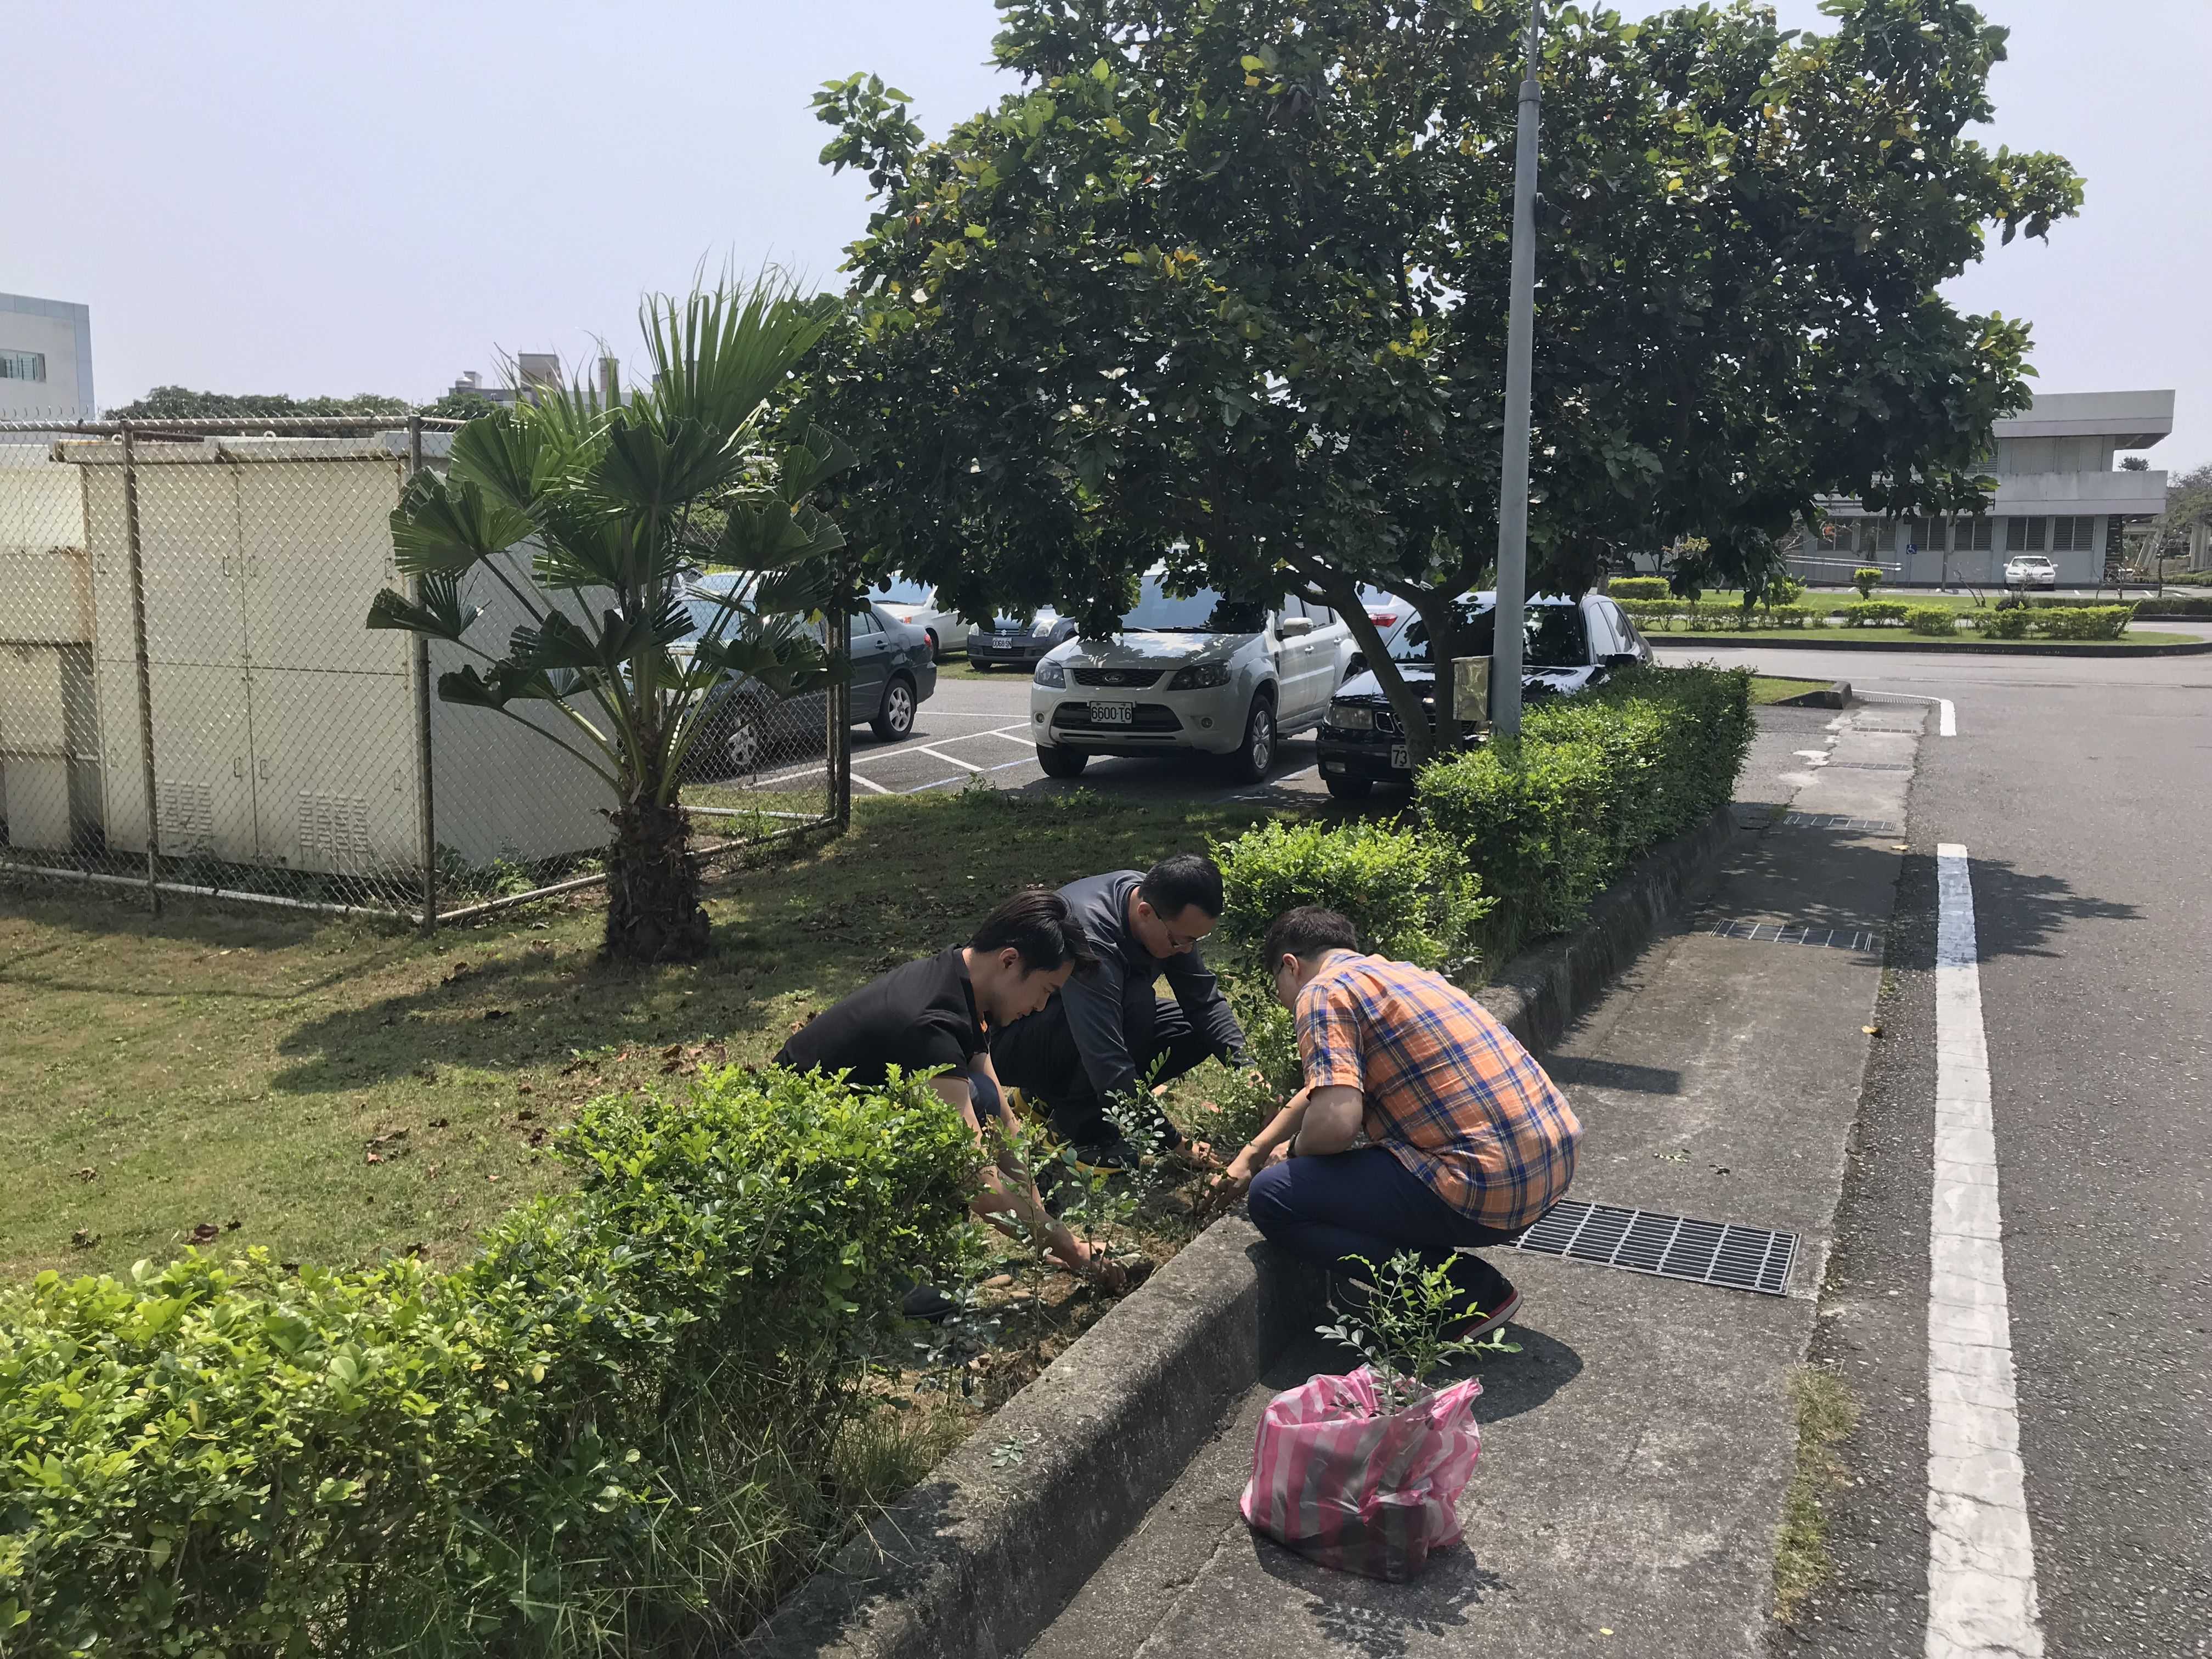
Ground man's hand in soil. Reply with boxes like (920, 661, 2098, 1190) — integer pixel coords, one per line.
(1049, 1238, 1129, 1293)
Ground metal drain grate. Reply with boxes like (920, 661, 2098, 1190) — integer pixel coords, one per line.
(1711, 919, 1882, 953)
(1506, 1200, 1797, 1296)
(1780, 812, 1900, 833)
(1821, 761, 1912, 772)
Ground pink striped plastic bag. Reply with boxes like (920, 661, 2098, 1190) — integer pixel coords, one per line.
(1238, 1367, 1482, 1582)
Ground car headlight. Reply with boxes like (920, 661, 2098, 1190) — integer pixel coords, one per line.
(1168, 662, 1232, 691)
(1328, 702, 1374, 730)
(1034, 659, 1067, 688)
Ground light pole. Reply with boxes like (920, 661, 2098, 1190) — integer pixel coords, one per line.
(1491, 0, 1544, 740)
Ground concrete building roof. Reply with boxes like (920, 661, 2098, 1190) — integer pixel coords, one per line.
(1993, 389, 2172, 449)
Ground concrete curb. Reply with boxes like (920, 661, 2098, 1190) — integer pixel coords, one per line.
(1775, 680, 1852, 709)
(1656, 633, 2212, 657)
(1474, 802, 1737, 1053)
(741, 805, 1742, 1659)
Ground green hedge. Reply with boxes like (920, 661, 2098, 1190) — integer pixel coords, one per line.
(1607, 575, 1670, 601)
(2125, 594, 2212, 618)
(1971, 607, 2033, 639)
(1839, 600, 1910, 627)
(1853, 567, 1883, 597)
(1214, 817, 1492, 977)
(0, 1069, 977, 1657)
(2032, 605, 2132, 641)
(1415, 667, 1752, 962)
(1905, 605, 1958, 637)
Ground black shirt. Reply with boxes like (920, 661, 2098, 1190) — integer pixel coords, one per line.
(775, 945, 983, 1087)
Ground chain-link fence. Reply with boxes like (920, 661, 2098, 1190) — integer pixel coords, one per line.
(0, 413, 847, 928)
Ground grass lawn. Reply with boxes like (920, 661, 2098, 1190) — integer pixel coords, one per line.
(1650, 624, 2197, 648)
(0, 786, 1273, 1282)
(1748, 675, 1835, 705)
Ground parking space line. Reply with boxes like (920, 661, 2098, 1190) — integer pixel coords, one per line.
(751, 721, 1039, 787)
(898, 756, 1036, 795)
(917, 746, 985, 773)
(985, 728, 1038, 748)
(851, 773, 892, 795)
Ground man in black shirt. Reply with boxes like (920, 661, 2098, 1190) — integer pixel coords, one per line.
(990, 853, 1250, 1169)
(777, 888, 1122, 1286)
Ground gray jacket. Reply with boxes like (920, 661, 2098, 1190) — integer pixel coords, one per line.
(1058, 870, 1249, 1100)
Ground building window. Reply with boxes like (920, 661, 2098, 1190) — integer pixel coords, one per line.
(1874, 518, 1897, 554)
(1917, 517, 1947, 552)
(1961, 516, 1994, 552)
(2005, 517, 2050, 552)
(2049, 515, 2097, 553)
(0, 350, 48, 382)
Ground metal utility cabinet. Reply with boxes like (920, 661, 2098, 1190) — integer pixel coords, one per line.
(54, 433, 610, 878)
(0, 444, 100, 851)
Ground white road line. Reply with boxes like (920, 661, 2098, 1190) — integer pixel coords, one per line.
(1927, 844, 2042, 1659)
(851, 772, 892, 796)
(917, 745, 985, 772)
(985, 728, 1039, 748)
(753, 721, 1038, 787)
(897, 756, 1035, 795)
(1861, 690, 1959, 736)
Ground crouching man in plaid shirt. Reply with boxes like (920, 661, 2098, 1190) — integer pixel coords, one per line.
(1213, 906, 1581, 1336)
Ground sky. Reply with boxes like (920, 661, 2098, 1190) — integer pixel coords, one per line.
(7, 1, 2205, 472)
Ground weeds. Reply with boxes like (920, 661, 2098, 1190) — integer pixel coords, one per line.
(1773, 1367, 1860, 1624)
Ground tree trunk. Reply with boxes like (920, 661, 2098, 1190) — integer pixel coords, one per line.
(603, 789, 709, 963)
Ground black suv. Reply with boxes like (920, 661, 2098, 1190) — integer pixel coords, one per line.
(1315, 592, 1651, 799)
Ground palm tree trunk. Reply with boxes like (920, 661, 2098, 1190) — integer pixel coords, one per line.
(604, 787, 709, 963)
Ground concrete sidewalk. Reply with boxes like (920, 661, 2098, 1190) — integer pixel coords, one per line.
(1025, 703, 1924, 1658)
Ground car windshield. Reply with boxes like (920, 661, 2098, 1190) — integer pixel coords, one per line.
(1392, 603, 1588, 669)
(872, 577, 934, 606)
(681, 582, 756, 639)
(1120, 577, 1268, 634)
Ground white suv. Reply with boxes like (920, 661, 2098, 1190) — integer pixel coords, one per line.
(1029, 575, 1356, 782)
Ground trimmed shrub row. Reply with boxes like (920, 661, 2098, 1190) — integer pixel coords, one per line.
(1606, 575, 1671, 601)
(1216, 667, 1752, 982)
(0, 1069, 977, 1657)
(1615, 597, 1815, 631)
(1906, 605, 1959, 637)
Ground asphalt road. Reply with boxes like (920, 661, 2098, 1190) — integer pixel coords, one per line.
(1651, 643, 2212, 1658)
(753, 668, 1330, 804)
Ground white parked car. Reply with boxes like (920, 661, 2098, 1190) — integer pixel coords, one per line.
(868, 575, 968, 661)
(1029, 575, 1357, 782)
(2003, 554, 2058, 589)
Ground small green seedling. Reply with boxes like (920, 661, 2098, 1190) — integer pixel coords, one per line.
(1317, 1250, 1521, 1414)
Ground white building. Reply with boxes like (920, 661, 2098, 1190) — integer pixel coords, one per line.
(1799, 389, 2174, 587)
(0, 293, 95, 418)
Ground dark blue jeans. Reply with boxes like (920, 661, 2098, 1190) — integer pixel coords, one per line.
(1247, 1146, 1520, 1319)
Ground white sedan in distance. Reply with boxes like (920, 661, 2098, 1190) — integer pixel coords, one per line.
(868, 575, 969, 661)
(2002, 554, 2058, 590)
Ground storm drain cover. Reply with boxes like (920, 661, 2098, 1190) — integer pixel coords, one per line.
(1506, 1200, 1797, 1296)
(1821, 761, 1912, 772)
(1780, 812, 1900, 833)
(1711, 918, 1882, 953)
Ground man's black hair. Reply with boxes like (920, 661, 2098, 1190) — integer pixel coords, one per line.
(972, 888, 1098, 975)
(1139, 853, 1225, 920)
(1262, 906, 1360, 966)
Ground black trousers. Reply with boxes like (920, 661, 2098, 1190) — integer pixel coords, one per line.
(1246, 1146, 1521, 1318)
(991, 994, 1223, 1147)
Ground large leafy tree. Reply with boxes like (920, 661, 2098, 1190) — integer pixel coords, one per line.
(366, 279, 850, 962)
(806, 0, 2079, 760)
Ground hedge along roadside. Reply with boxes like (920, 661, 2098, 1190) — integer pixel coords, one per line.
(0, 1068, 979, 1658)
(1208, 664, 1751, 1017)
(1415, 666, 1754, 966)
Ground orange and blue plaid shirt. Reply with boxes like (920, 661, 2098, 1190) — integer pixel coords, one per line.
(1295, 952, 1581, 1230)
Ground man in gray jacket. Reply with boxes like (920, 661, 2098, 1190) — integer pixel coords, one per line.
(990, 853, 1250, 1169)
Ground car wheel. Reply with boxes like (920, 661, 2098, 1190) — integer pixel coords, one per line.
(1227, 692, 1277, 784)
(1037, 743, 1089, 778)
(692, 698, 766, 780)
(1324, 773, 1373, 801)
(871, 675, 917, 742)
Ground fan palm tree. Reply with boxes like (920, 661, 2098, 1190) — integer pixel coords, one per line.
(366, 276, 853, 961)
